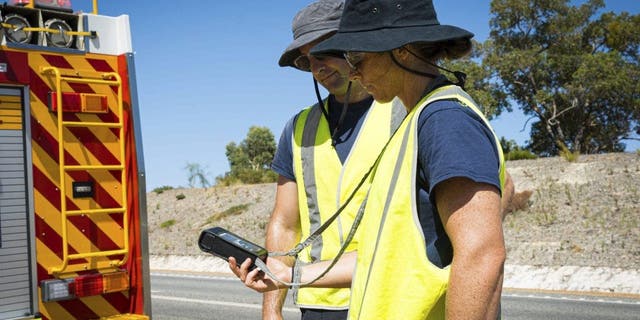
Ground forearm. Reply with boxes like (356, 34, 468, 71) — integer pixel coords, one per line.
(262, 225, 296, 318)
(263, 289, 287, 320)
(230, 248, 356, 293)
(446, 248, 505, 319)
(265, 218, 299, 255)
(262, 176, 300, 318)
(435, 178, 506, 319)
(299, 251, 355, 288)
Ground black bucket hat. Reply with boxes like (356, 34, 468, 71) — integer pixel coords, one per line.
(278, 0, 344, 68)
(311, 0, 474, 54)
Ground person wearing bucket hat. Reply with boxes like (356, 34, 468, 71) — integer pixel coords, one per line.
(255, 1, 405, 319)
(309, 0, 506, 319)
(231, 1, 508, 319)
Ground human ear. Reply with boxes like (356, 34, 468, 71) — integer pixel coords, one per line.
(394, 46, 412, 62)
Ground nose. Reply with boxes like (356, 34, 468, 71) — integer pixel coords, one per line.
(309, 56, 327, 72)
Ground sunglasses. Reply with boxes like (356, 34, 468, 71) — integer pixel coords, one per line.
(343, 52, 366, 72)
(293, 52, 345, 72)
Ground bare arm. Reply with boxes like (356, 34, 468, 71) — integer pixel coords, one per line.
(230, 251, 356, 293)
(262, 176, 300, 320)
(434, 177, 506, 320)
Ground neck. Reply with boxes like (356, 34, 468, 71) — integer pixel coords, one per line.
(399, 75, 433, 112)
(391, 53, 441, 111)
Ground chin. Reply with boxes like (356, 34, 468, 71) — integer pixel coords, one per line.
(371, 93, 393, 104)
(323, 75, 349, 89)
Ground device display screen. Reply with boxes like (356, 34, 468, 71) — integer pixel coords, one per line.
(218, 231, 264, 253)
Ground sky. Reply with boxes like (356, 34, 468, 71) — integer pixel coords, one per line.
(75, 1, 640, 190)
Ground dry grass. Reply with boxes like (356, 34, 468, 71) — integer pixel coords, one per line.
(503, 152, 640, 268)
(147, 153, 640, 269)
(504, 190, 533, 213)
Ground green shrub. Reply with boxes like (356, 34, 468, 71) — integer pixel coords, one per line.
(505, 149, 538, 161)
(215, 169, 277, 186)
(153, 185, 174, 194)
(176, 193, 186, 200)
(558, 141, 580, 162)
(559, 148, 580, 162)
(500, 137, 538, 161)
(215, 175, 241, 187)
(160, 219, 176, 229)
(201, 204, 250, 226)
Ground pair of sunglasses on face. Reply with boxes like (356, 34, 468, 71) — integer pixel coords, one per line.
(293, 52, 365, 72)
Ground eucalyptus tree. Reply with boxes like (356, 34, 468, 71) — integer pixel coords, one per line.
(484, 0, 639, 155)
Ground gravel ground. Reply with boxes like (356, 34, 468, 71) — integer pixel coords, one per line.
(147, 152, 640, 295)
(504, 153, 639, 269)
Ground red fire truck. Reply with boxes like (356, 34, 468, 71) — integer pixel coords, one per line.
(0, 0, 150, 319)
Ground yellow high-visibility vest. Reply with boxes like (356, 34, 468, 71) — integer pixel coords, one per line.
(349, 86, 505, 319)
(292, 98, 405, 309)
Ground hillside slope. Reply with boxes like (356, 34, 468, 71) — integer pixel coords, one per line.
(147, 152, 640, 269)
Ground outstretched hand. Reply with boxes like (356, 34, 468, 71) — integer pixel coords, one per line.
(228, 257, 291, 293)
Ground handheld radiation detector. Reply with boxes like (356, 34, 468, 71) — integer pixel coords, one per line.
(198, 227, 267, 270)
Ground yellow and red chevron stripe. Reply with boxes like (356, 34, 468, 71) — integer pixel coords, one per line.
(3, 47, 146, 319)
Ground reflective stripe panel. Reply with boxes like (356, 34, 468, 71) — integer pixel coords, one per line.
(292, 98, 401, 309)
(300, 105, 323, 261)
(390, 97, 406, 134)
(356, 120, 412, 319)
(0, 47, 146, 319)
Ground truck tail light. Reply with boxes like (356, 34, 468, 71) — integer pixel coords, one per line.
(41, 270, 130, 302)
(49, 92, 109, 113)
(74, 273, 104, 297)
(103, 271, 129, 293)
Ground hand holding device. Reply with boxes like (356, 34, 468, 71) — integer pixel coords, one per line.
(198, 227, 268, 270)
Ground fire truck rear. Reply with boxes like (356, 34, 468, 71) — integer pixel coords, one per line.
(0, 1, 150, 319)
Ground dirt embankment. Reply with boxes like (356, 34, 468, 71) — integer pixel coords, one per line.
(147, 152, 640, 270)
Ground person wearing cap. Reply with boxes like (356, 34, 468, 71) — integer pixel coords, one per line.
(260, 1, 405, 319)
(232, 0, 507, 319)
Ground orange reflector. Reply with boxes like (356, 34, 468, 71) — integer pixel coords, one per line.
(103, 271, 129, 293)
(49, 92, 109, 113)
(82, 93, 109, 113)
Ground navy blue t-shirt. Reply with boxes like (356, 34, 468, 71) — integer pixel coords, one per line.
(416, 99, 502, 268)
(271, 95, 374, 180)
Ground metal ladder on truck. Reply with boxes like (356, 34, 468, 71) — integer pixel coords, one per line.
(42, 66, 129, 275)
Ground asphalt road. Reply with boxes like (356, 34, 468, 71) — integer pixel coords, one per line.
(150, 273, 640, 320)
(151, 273, 301, 320)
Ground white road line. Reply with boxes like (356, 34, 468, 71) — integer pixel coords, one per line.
(152, 295, 301, 313)
(152, 273, 640, 306)
(152, 272, 235, 281)
(504, 293, 640, 305)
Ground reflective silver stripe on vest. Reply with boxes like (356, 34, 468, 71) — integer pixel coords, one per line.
(301, 105, 323, 261)
(390, 97, 407, 134)
(357, 121, 412, 319)
(301, 99, 405, 263)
